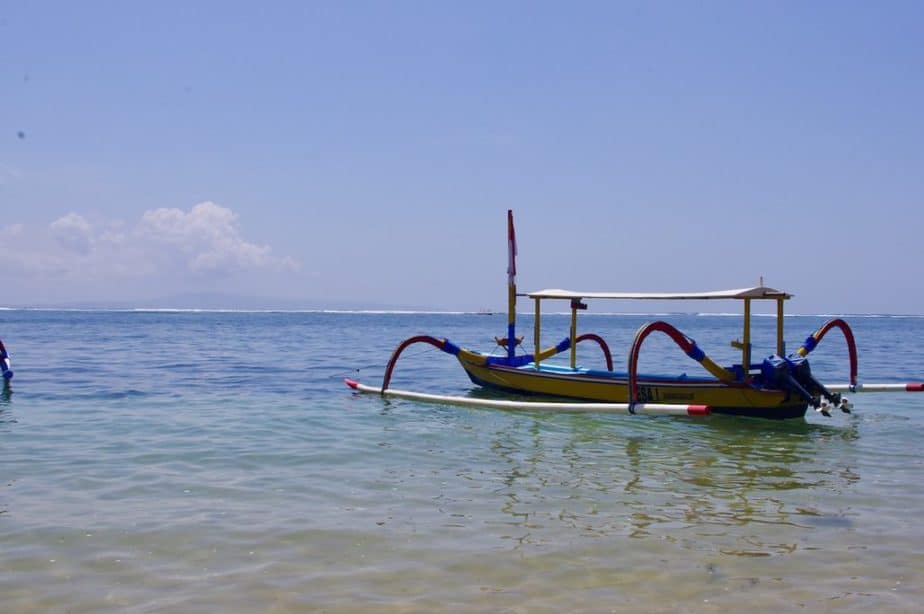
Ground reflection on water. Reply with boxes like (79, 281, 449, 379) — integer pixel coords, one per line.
(0, 382, 13, 425)
(486, 413, 862, 556)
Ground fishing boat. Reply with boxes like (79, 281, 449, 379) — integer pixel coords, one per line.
(346, 211, 922, 419)
(0, 338, 12, 383)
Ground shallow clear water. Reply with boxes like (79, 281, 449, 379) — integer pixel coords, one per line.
(2, 310, 923, 611)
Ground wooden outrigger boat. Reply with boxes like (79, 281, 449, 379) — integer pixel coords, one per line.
(0, 338, 12, 384)
(346, 212, 922, 419)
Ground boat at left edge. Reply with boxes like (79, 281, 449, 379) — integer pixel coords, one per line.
(0, 337, 13, 385)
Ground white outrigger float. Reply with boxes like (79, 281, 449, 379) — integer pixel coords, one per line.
(346, 211, 923, 419)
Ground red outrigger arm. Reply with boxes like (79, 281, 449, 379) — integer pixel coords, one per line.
(627, 321, 737, 404)
(380, 333, 614, 392)
(575, 333, 614, 371)
(795, 318, 858, 388)
(381, 335, 448, 392)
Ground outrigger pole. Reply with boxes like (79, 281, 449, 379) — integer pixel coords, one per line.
(345, 379, 710, 416)
(828, 383, 924, 393)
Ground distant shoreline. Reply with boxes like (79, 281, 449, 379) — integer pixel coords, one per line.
(2, 307, 922, 318)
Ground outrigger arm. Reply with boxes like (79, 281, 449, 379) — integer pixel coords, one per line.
(379, 333, 613, 392)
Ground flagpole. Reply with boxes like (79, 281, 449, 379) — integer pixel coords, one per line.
(506, 209, 517, 359)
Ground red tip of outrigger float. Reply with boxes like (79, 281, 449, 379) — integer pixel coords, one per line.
(687, 405, 711, 416)
(344, 378, 360, 389)
(907, 383, 924, 392)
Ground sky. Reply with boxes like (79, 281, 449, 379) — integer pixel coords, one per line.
(1, 1, 922, 313)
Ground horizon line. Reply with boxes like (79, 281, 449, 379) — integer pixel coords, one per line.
(2, 306, 923, 318)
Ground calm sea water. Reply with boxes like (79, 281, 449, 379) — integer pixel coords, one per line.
(2, 309, 923, 612)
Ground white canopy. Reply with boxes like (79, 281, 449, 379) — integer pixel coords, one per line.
(524, 286, 792, 301)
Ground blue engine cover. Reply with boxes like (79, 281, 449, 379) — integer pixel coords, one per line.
(760, 354, 807, 385)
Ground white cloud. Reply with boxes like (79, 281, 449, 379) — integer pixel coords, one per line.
(50, 212, 94, 254)
(139, 201, 279, 272)
(4, 202, 299, 282)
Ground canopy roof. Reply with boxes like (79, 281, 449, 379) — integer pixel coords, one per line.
(524, 286, 793, 301)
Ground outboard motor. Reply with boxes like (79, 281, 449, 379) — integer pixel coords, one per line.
(761, 354, 850, 417)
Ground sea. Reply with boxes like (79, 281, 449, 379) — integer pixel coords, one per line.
(1, 309, 923, 612)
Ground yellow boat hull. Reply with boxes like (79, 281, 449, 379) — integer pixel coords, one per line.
(458, 356, 808, 419)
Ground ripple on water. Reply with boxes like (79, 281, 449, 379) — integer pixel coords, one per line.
(2, 311, 924, 610)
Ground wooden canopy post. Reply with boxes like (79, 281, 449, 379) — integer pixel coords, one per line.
(776, 298, 785, 355)
(569, 298, 587, 369)
(534, 297, 542, 369)
(743, 298, 752, 369)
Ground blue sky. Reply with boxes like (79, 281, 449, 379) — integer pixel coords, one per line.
(2, 1, 922, 313)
